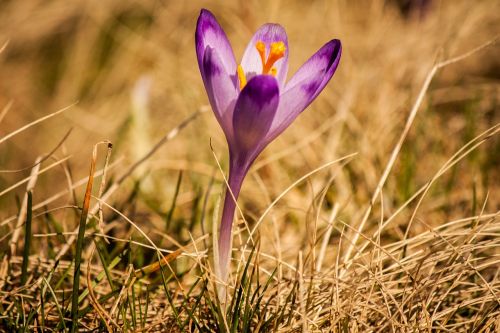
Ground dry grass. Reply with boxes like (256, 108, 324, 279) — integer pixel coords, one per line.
(0, 0, 499, 332)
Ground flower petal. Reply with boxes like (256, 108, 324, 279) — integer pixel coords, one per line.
(233, 75, 280, 154)
(203, 47, 239, 139)
(240, 24, 289, 89)
(195, 9, 237, 80)
(266, 39, 341, 141)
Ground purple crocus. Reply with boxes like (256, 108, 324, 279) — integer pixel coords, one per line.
(195, 9, 341, 282)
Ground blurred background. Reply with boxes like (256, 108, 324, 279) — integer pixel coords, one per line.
(0, 0, 498, 257)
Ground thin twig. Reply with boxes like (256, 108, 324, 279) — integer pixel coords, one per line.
(0, 103, 75, 145)
(0, 156, 71, 198)
(0, 128, 73, 173)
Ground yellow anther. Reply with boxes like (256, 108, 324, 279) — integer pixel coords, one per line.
(255, 40, 286, 75)
(255, 41, 266, 66)
(270, 67, 277, 76)
(270, 41, 286, 58)
(237, 64, 247, 90)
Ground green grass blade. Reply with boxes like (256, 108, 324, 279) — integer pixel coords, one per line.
(230, 247, 255, 333)
(20, 191, 32, 285)
(70, 151, 96, 333)
(165, 170, 183, 232)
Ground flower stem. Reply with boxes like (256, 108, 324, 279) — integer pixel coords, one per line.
(217, 158, 246, 284)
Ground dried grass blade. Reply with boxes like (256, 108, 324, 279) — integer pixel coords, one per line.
(0, 103, 75, 146)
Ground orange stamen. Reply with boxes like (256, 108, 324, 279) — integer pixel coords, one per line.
(255, 40, 286, 75)
(255, 41, 266, 68)
(236, 40, 286, 90)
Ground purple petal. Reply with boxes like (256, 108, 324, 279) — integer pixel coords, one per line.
(203, 47, 239, 139)
(232, 75, 280, 153)
(196, 9, 237, 80)
(240, 24, 289, 89)
(266, 39, 341, 141)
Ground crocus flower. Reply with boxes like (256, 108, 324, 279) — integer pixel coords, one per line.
(195, 9, 341, 282)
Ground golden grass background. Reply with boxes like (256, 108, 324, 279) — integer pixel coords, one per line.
(0, 0, 499, 331)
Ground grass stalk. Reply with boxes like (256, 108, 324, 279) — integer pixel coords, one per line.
(20, 191, 33, 286)
(70, 145, 97, 332)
